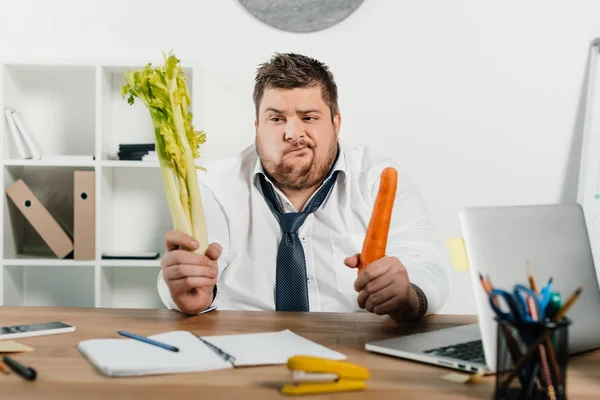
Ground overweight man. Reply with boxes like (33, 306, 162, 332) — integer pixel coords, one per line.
(157, 53, 451, 322)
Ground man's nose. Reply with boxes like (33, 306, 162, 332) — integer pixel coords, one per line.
(284, 118, 303, 141)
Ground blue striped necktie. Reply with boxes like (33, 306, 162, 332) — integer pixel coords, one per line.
(259, 171, 339, 311)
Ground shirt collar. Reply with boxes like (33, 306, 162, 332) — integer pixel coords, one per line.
(252, 142, 347, 189)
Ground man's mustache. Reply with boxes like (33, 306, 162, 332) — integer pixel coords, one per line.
(284, 139, 313, 155)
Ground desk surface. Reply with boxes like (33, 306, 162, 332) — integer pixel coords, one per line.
(1, 307, 599, 399)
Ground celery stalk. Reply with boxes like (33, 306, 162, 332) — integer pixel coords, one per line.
(121, 52, 208, 254)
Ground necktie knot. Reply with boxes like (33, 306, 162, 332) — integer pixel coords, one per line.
(279, 212, 307, 233)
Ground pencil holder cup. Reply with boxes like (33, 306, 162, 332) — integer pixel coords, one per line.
(494, 318, 570, 400)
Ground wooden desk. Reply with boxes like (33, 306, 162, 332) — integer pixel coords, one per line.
(1, 307, 598, 399)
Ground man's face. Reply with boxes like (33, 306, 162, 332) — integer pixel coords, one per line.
(255, 86, 340, 191)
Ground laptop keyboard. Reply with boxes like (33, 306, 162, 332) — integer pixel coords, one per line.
(422, 340, 486, 364)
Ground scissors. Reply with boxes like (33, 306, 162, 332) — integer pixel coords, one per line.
(488, 284, 548, 323)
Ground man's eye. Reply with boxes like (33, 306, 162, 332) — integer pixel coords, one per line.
(303, 116, 317, 121)
(270, 117, 282, 122)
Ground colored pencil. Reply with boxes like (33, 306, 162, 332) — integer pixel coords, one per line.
(0, 360, 11, 375)
(526, 260, 539, 294)
(553, 286, 583, 321)
(117, 330, 179, 352)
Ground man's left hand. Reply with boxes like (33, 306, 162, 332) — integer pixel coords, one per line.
(344, 255, 421, 322)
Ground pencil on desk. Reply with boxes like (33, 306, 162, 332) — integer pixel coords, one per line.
(0, 360, 11, 375)
(117, 330, 179, 352)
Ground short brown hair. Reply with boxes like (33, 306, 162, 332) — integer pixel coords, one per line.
(253, 53, 339, 120)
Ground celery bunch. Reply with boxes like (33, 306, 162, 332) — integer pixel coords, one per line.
(121, 53, 208, 254)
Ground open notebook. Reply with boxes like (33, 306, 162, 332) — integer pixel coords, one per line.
(77, 329, 346, 377)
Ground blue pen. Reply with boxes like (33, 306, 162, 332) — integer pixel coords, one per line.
(117, 330, 179, 352)
(538, 277, 553, 311)
(541, 277, 553, 298)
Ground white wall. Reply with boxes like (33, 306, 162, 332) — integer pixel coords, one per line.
(2, 0, 600, 314)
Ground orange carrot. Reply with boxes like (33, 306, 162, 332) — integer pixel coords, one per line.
(357, 167, 398, 274)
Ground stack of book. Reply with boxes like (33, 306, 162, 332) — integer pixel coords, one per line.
(118, 143, 156, 161)
(4, 107, 94, 162)
(4, 107, 42, 159)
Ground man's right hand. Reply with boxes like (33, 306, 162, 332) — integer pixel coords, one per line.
(160, 230, 221, 315)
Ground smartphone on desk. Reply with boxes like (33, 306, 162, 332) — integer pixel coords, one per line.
(0, 321, 75, 340)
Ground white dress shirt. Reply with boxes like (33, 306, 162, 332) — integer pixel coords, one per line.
(157, 141, 451, 315)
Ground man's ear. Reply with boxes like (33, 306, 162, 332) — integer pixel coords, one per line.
(333, 112, 341, 139)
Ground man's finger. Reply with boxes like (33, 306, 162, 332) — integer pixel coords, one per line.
(364, 283, 397, 312)
(163, 264, 217, 281)
(357, 274, 395, 308)
(165, 230, 199, 252)
(160, 251, 176, 269)
(166, 250, 214, 268)
(344, 254, 359, 268)
(357, 288, 370, 309)
(372, 296, 404, 316)
(205, 243, 222, 261)
(354, 258, 392, 291)
(170, 276, 217, 294)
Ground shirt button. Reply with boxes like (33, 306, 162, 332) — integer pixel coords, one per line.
(301, 236, 306, 242)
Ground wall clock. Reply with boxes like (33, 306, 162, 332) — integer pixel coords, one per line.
(238, 0, 366, 33)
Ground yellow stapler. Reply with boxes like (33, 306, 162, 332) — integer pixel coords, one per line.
(281, 356, 370, 396)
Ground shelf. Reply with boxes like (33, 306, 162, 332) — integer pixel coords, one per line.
(100, 160, 205, 168)
(101, 160, 159, 168)
(3, 165, 93, 259)
(100, 167, 169, 257)
(2, 64, 96, 159)
(0, 59, 200, 309)
(3, 158, 96, 167)
(98, 64, 195, 161)
(2, 257, 160, 267)
(3, 257, 95, 267)
(100, 266, 164, 309)
(101, 259, 161, 267)
(3, 265, 95, 307)
(2, 62, 95, 71)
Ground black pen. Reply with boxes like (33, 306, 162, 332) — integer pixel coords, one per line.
(3, 356, 37, 381)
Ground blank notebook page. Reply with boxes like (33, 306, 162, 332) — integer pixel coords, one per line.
(78, 330, 232, 377)
(203, 329, 346, 367)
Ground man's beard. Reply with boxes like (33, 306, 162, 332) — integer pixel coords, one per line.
(258, 139, 338, 191)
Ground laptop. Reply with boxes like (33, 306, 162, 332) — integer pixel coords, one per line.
(365, 203, 600, 374)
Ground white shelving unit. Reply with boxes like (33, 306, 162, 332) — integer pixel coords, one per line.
(0, 58, 199, 309)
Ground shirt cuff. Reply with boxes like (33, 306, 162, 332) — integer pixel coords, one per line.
(157, 270, 219, 314)
(207, 285, 219, 311)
